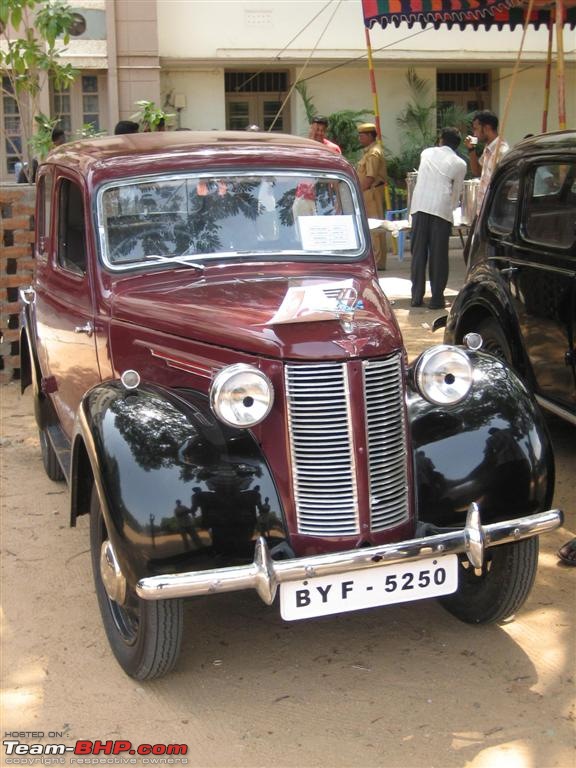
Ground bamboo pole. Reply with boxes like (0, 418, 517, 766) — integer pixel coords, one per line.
(496, 0, 535, 162)
(364, 26, 391, 209)
(556, 0, 567, 129)
(542, 19, 553, 132)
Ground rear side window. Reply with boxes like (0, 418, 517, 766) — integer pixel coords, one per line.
(523, 162, 576, 249)
(57, 179, 87, 274)
(487, 170, 519, 236)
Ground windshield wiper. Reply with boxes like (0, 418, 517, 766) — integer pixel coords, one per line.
(143, 254, 205, 271)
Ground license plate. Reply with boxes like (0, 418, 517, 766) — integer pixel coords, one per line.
(280, 555, 458, 621)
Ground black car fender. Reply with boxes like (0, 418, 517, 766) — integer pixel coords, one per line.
(407, 350, 554, 528)
(444, 263, 531, 377)
(71, 381, 286, 588)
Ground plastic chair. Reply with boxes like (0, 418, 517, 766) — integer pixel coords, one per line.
(385, 207, 409, 261)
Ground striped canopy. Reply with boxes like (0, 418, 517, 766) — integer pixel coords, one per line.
(362, 0, 576, 29)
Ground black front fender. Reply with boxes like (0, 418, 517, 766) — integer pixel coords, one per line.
(72, 382, 286, 588)
(408, 351, 554, 527)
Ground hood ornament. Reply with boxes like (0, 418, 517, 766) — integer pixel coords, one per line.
(333, 335, 372, 356)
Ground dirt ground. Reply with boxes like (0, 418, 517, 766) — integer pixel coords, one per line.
(1, 256, 575, 768)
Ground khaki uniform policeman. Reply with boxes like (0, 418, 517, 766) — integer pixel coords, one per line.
(356, 123, 387, 269)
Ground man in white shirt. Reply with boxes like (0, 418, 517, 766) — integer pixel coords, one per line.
(464, 110, 510, 214)
(409, 127, 467, 309)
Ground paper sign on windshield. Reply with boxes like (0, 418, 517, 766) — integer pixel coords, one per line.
(298, 215, 357, 251)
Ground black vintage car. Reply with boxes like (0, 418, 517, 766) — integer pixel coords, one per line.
(445, 130, 576, 425)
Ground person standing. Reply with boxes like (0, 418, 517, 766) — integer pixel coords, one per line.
(356, 122, 387, 269)
(464, 110, 510, 214)
(308, 115, 341, 154)
(409, 127, 467, 309)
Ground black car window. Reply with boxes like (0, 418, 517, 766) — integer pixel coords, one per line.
(523, 162, 576, 249)
(57, 178, 87, 275)
(487, 169, 520, 236)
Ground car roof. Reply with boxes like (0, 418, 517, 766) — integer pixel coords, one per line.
(41, 130, 353, 185)
(501, 129, 576, 167)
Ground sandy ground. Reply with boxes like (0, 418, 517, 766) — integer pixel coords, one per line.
(1, 251, 575, 768)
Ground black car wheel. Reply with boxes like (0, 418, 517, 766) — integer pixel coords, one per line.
(39, 428, 65, 482)
(477, 317, 513, 364)
(90, 486, 183, 679)
(439, 538, 539, 624)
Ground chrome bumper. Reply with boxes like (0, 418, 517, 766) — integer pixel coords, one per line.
(136, 504, 563, 605)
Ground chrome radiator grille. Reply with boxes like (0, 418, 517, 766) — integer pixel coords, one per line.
(363, 356, 409, 531)
(285, 355, 408, 536)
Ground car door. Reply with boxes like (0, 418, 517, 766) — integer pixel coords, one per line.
(486, 159, 576, 414)
(34, 170, 101, 438)
(512, 160, 576, 413)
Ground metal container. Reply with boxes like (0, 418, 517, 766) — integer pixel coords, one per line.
(461, 179, 480, 226)
(406, 171, 418, 211)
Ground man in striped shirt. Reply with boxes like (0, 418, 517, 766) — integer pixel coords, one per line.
(464, 110, 510, 214)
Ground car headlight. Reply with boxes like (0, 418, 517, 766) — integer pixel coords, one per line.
(210, 364, 274, 427)
(414, 345, 473, 405)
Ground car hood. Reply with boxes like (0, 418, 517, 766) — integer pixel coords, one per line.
(110, 265, 403, 361)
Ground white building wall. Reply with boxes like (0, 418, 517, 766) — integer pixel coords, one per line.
(156, 0, 575, 145)
(157, 0, 575, 61)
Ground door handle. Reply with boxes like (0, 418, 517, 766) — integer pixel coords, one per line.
(74, 322, 94, 337)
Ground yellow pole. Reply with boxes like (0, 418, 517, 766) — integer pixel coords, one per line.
(364, 26, 392, 210)
(542, 20, 553, 133)
(556, 0, 566, 130)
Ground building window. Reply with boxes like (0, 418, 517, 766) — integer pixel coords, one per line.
(437, 71, 489, 115)
(82, 75, 100, 130)
(225, 71, 290, 133)
(2, 77, 23, 176)
(50, 73, 103, 138)
(52, 84, 72, 135)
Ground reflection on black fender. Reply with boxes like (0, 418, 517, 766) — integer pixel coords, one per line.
(72, 382, 286, 587)
(408, 351, 554, 527)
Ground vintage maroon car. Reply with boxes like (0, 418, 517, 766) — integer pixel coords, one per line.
(20, 131, 562, 680)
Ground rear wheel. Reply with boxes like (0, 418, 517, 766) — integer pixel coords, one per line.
(90, 487, 183, 679)
(39, 428, 64, 482)
(439, 538, 539, 624)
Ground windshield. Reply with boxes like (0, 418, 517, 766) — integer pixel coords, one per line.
(97, 172, 365, 270)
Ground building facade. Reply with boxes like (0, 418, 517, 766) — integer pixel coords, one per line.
(1, 0, 575, 181)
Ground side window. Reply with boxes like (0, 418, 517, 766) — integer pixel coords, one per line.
(523, 162, 576, 249)
(57, 179, 87, 274)
(487, 169, 520, 236)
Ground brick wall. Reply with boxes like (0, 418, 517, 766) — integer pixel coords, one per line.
(0, 184, 36, 384)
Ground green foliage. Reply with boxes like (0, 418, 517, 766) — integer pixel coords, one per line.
(295, 82, 317, 124)
(389, 68, 470, 185)
(0, 0, 78, 180)
(29, 112, 57, 159)
(327, 109, 374, 163)
(73, 122, 107, 140)
(131, 99, 174, 131)
(295, 82, 373, 163)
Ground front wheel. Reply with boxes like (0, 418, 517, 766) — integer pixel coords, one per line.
(90, 487, 183, 679)
(476, 317, 513, 364)
(438, 538, 539, 624)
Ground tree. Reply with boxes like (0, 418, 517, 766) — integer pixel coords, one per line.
(0, 0, 77, 181)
